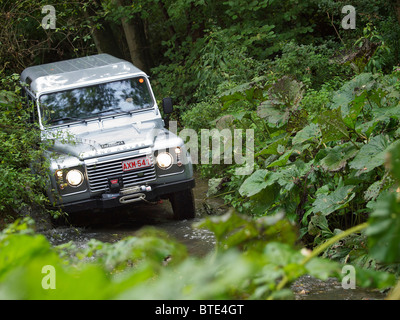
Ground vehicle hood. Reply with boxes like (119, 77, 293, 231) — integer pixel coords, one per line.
(45, 121, 167, 160)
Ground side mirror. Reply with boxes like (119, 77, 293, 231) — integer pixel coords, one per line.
(162, 97, 173, 114)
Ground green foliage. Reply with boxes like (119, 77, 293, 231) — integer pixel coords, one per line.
(151, 24, 269, 110)
(352, 23, 392, 74)
(271, 41, 351, 89)
(0, 0, 97, 75)
(366, 192, 400, 264)
(206, 69, 400, 274)
(0, 214, 395, 300)
(2, 0, 400, 299)
(0, 74, 52, 225)
(366, 143, 400, 264)
(312, 185, 356, 216)
(350, 135, 399, 173)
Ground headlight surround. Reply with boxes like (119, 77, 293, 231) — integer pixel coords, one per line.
(66, 169, 84, 187)
(156, 152, 173, 170)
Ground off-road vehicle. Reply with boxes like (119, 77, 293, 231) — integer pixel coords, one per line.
(20, 54, 195, 220)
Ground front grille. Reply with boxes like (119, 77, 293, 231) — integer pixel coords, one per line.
(86, 154, 156, 193)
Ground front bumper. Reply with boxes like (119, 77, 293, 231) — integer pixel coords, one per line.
(58, 178, 195, 213)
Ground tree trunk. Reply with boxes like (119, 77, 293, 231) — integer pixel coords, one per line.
(86, 0, 124, 59)
(114, 0, 150, 72)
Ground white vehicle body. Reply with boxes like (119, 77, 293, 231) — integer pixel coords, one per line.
(21, 54, 195, 219)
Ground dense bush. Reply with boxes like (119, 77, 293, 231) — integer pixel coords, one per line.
(0, 74, 52, 227)
(200, 70, 400, 273)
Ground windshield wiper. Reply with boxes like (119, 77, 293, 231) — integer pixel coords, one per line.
(91, 108, 136, 121)
(51, 117, 85, 124)
(93, 108, 122, 116)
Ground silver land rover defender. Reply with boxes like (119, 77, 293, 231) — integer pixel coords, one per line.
(20, 54, 195, 220)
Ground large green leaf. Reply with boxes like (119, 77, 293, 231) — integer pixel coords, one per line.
(307, 214, 334, 237)
(364, 179, 385, 201)
(357, 104, 400, 137)
(266, 150, 293, 168)
(349, 135, 400, 174)
(304, 257, 341, 281)
(239, 169, 271, 197)
(257, 77, 304, 127)
(270, 160, 313, 190)
(195, 211, 297, 251)
(267, 76, 304, 108)
(343, 91, 368, 129)
(320, 143, 359, 172)
(257, 100, 289, 126)
(366, 144, 400, 263)
(318, 108, 349, 143)
(366, 192, 400, 263)
(292, 122, 321, 145)
(287, 109, 309, 133)
(330, 73, 376, 116)
(248, 186, 279, 216)
(389, 141, 400, 182)
(256, 132, 290, 156)
(312, 185, 356, 216)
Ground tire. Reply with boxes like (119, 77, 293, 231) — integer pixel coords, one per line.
(169, 188, 196, 220)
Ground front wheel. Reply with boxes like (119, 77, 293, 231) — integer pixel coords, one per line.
(169, 189, 196, 220)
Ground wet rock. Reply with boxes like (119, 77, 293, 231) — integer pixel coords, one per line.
(292, 275, 387, 300)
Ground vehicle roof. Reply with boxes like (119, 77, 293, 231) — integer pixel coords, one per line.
(20, 54, 147, 96)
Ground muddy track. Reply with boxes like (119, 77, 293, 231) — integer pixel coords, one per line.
(43, 173, 228, 256)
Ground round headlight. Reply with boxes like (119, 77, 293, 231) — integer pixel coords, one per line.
(66, 169, 83, 187)
(156, 152, 173, 169)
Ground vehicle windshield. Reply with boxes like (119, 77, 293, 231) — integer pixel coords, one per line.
(39, 77, 154, 125)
